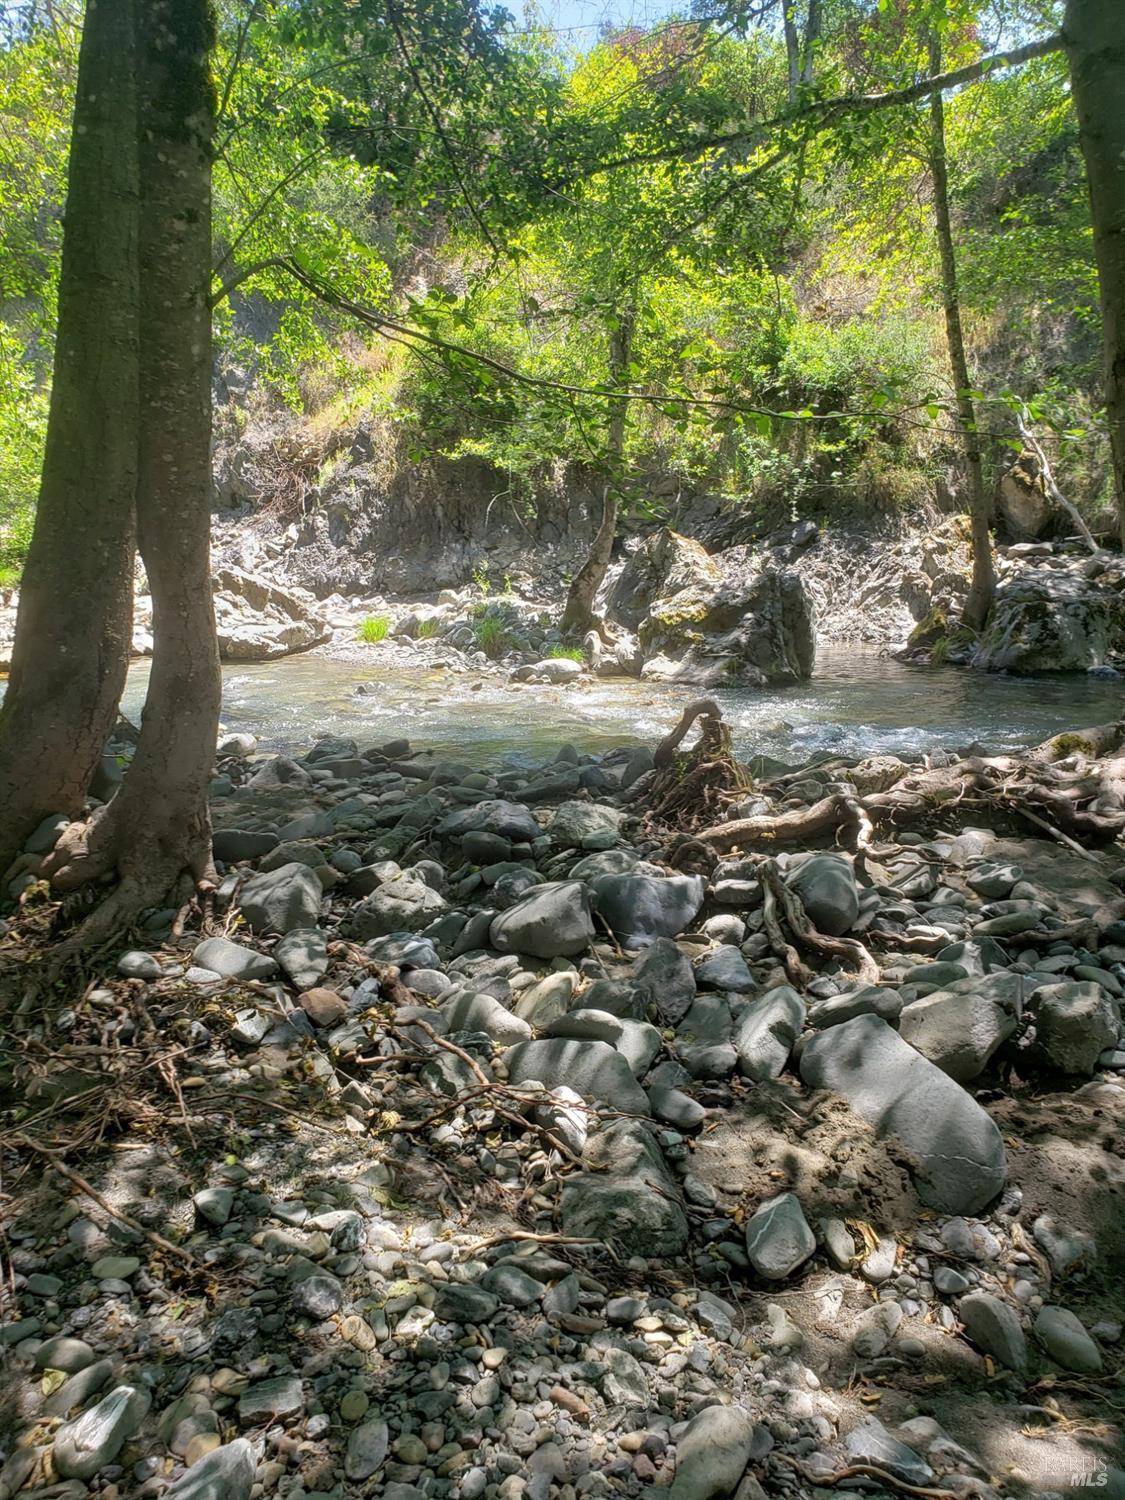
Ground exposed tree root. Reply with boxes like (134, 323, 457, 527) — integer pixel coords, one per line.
(644, 698, 754, 826)
(757, 857, 880, 985)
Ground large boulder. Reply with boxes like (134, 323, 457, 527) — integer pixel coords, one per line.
(489, 880, 595, 958)
(799, 1013, 1007, 1214)
(560, 1119, 688, 1256)
(638, 566, 816, 688)
(591, 872, 706, 947)
(973, 561, 1125, 673)
(212, 566, 331, 662)
(606, 529, 720, 631)
(995, 451, 1054, 540)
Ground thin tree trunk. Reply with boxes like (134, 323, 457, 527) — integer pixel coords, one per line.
(1064, 0, 1125, 550)
(560, 308, 635, 638)
(928, 33, 995, 630)
(46, 0, 221, 928)
(801, 0, 820, 84)
(0, 0, 139, 878)
(782, 2, 800, 102)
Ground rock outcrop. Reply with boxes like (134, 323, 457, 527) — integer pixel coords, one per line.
(607, 528, 815, 686)
(211, 567, 332, 662)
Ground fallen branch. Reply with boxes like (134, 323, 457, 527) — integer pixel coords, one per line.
(8, 1135, 197, 1268)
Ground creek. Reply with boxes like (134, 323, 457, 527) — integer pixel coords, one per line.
(119, 646, 1125, 764)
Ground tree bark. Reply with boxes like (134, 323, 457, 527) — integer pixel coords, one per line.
(560, 307, 634, 637)
(928, 33, 996, 630)
(1064, 0, 1125, 550)
(0, 0, 139, 877)
(46, 0, 221, 930)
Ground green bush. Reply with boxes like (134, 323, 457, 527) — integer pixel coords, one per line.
(417, 618, 441, 640)
(356, 615, 390, 643)
(546, 644, 585, 662)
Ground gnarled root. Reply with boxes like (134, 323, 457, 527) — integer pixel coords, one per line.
(645, 699, 753, 826)
(758, 857, 880, 985)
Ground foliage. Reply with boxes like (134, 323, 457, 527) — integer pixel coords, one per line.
(470, 605, 512, 657)
(0, 0, 1111, 542)
(356, 615, 390, 643)
(546, 643, 585, 661)
(416, 617, 441, 639)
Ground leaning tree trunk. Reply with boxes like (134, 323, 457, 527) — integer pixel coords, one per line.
(1064, 0, 1125, 550)
(560, 307, 635, 638)
(0, 0, 139, 878)
(46, 0, 222, 934)
(928, 34, 996, 630)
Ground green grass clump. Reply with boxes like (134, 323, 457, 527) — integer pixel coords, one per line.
(546, 644, 585, 662)
(357, 615, 390, 643)
(472, 614, 509, 657)
(417, 618, 441, 640)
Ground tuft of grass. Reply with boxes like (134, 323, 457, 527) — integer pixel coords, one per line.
(546, 644, 585, 662)
(0, 563, 21, 589)
(472, 614, 509, 658)
(417, 618, 441, 640)
(357, 615, 390, 644)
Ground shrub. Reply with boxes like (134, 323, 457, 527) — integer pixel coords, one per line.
(546, 644, 585, 662)
(357, 615, 390, 643)
(417, 618, 441, 640)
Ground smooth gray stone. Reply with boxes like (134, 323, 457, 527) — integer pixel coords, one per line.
(166, 1438, 256, 1500)
(799, 1014, 1006, 1214)
(505, 1038, 650, 1113)
(591, 872, 706, 947)
(733, 986, 805, 1080)
(192, 936, 278, 981)
(238, 861, 323, 934)
(743, 1191, 815, 1280)
(669, 1404, 757, 1500)
(489, 880, 595, 958)
(959, 1291, 1028, 1371)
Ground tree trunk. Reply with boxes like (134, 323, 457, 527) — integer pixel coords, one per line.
(0, 0, 139, 877)
(928, 33, 996, 630)
(45, 0, 221, 933)
(782, 3, 800, 102)
(560, 308, 634, 638)
(1064, 0, 1125, 550)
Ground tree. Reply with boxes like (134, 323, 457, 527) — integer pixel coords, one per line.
(1064, 0, 1125, 549)
(0, 0, 139, 881)
(927, 29, 995, 628)
(45, 0, 221, 939)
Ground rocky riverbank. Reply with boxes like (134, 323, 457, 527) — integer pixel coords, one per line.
(1, 718, 1123, 1500)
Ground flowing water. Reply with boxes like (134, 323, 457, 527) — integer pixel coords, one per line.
(118, 647, 1124, 766)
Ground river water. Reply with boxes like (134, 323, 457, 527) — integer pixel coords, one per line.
(118, 647, 1124, 766)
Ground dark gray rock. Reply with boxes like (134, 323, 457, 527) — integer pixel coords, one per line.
(592, 872, 706, 947)
(743, 1192, 816, 1280)
(505, 1038, 650, 1113)
(669, 1404, 756, 1500)
(349, 875, 448, 940)
(733, 986, 805, 1080)
(238, 862, 322, 934)
(799, 1014, 1007, 1214)
(959, 1291, 1028, 1370)
(560, 1119, 688, 1256)
(192, 937, 278, 981)
(273, 927, 329, 990)
(1034, 981, 1120, 1074)
(899, 984, 1019, 1081)
(213, 829, 280, 863)
(634, 938, 696, 1023)
(542, 1009, 662, 1077)
(787, 854, 859, 936)
(437, 799, 540, 843)
(165, 1438, 256, 1500)
(489, 880, 595, 958)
